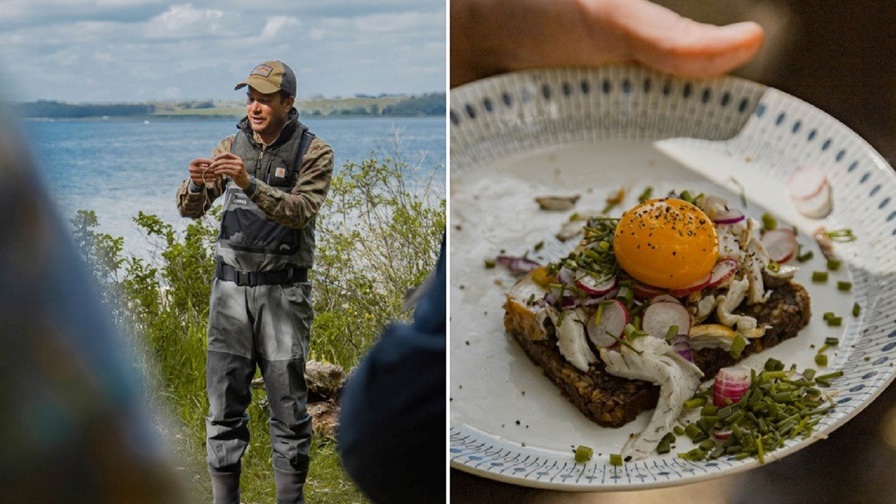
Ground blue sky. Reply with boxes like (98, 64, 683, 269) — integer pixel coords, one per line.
(0, 0, 446, 102)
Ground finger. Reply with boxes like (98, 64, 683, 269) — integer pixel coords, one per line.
(590, 0, 765, 77)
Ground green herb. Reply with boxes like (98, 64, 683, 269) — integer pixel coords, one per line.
(827, 259, 842, 271)
(824, 337, 840, 346)
(812, 271, 829, 283)
(825, 228, 856, 242)
(656, 433, 676, 454)
(534, 240, 544, 252)
(609, 453, 623, 466)
(729, 334, 747, 359)
(637, 186, 654, 203)
(815, 353, 828, 367)
(665, 325, 679, 340)
(796, 247, 814, 263)
(837, 281, 852, 292)
(761, 213, 777, 231)
(680, 358, 837, 464)
(484, 259, 497, 269)
(826, 316, 843, 327)
(574, 445, 594, 463)
(853, 303, 861, 317)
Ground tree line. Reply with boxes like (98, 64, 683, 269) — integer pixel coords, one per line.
(12, 93, 445, 119)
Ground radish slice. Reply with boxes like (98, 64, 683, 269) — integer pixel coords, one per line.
(650, 293, 681, 305)
(762, 228, 798, 263)
(586, 300, 630, 348)
(706, 259, 738, 288)
(668, 273, 711, 298)
(642, 300, 691, 340)
(788, 166, 828, 200)
(576, 272, 617, 296)
(632, 282, 666, 300)
(788, 166, 832, 219)
(712, 428, 733, 440)
(713, 364, 752, 407)
(793, 181, 832, 219)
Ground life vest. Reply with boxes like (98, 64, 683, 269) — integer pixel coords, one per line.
(216, 110, 316, 272)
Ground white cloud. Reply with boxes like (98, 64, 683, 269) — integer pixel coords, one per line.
(0, 0, 445, 102)
(259, 16, 300, 41)
(144, 3, 227, 39)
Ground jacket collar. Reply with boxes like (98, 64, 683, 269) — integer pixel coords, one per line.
(236, 107, 299, 148)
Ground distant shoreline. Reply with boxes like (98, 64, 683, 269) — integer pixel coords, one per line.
(10, 92, 445, 120)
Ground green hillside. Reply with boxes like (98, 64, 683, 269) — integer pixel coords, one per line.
(12, 92, 445, 119)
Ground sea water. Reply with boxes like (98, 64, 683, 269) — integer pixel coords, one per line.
(22, 115, 446, 258)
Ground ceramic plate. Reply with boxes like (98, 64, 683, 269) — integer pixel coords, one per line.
(449, 66, 896, 490)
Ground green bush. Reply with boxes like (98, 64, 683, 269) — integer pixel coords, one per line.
(71, 150, 444, 503)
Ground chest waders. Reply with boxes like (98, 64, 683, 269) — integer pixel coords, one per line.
(206, 118, 315, 504)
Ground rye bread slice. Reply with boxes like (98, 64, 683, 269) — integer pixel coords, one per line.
(503, 279, 811, 428)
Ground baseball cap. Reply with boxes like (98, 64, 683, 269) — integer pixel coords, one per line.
(234, 60, 297, 96)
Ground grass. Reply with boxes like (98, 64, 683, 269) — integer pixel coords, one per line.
(141, 323, 371, 503)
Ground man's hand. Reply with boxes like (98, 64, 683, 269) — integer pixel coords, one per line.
(209, 152, 251, 190)
(451, 0, 764, 87)
(188, 157, 216, 186)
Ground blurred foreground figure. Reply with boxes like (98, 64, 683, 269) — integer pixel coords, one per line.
(0, 105, 185, 503)
(338, 237, 446, 504)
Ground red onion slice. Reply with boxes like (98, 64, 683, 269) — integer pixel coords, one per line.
(670, 333, 694, 362)
(496, 255, 540, 275)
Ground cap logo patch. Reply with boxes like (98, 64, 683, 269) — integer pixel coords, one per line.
(251, 64, 274, 77)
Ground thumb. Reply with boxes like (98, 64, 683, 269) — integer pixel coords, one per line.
(597, 0, 764, 77)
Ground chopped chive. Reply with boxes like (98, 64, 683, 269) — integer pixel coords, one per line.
(609, 453, 623, 466)
(656, 432, 675, 454)
(729, 334, 747, 359)
(665, 325, 679, 340)
(484, 259, 497, 268)
(837, 281, 852, 292)
(815, 353, 828, 367)
(673, 425, 686, 436)
(825, 337, 840, 346)
(637, 186, 654, 203)
(853, 303, 861, 317)
(812, 271, 829, 283)
(826, 259, 842, 271)
(826, 316, 843, 327)
(796, 248, 814, 262)
(534, 241, 544, 252)
(761, 213, 777, 231)
(574, 445, 594, 463)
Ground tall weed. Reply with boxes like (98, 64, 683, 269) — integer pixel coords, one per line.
(71, 147, 444, 503)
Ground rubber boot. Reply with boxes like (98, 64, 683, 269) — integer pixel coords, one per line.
(209, 470, 241, 504)
(274, 468, 307, 504)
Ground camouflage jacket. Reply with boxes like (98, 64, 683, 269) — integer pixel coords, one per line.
(175, 111, 333, 230)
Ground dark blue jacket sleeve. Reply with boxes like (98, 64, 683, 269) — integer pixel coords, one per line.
(338, 236, 446, 504)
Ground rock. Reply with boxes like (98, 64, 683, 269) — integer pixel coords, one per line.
(251, 359, 346, 402)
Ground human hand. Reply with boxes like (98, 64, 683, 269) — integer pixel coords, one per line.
(208, 152, 251, 190)
(450, 0, 765, 87)
(188, 157, 217, 186)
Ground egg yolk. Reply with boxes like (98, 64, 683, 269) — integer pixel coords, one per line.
(612, 198, 718, 290)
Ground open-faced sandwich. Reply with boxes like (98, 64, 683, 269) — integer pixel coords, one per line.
(503, 192, 812, 460)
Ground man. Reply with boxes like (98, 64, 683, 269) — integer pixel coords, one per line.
(176, 60, 334, 504)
